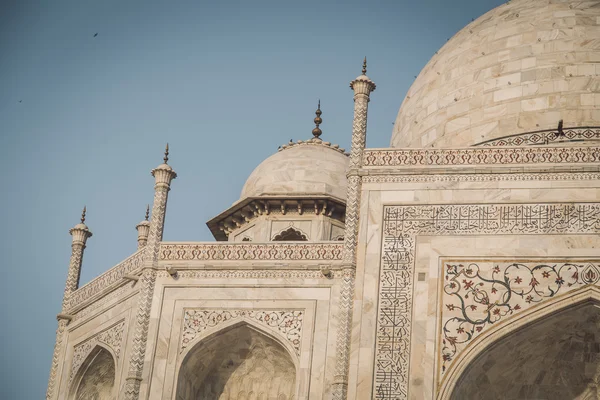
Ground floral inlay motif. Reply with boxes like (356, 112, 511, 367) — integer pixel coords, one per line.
(69, 320, 125, 384)
(181, 309, 303, 356)
(441, 261, 600, 376)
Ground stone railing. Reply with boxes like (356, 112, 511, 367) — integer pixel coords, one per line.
(160, 242, 344, 261)
(66, 249, 145, 310)
(362, 146, 599, 167)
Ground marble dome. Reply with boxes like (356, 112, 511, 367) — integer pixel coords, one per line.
(240, 138, 349, 202)
(391, 0, 600, 148)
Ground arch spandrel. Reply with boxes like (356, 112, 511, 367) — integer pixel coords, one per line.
(439, 286, 600, 399)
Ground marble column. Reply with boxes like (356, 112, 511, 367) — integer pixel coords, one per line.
(136, 205, 150, 250)
(332, 59, 376, 400)
(46, 207, 93, 400)
(123, 145, 176, 400)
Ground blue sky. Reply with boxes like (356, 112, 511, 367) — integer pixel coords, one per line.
(0, 0, 504, 397)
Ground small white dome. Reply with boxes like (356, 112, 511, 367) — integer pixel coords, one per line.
(240, 141, 349, 202)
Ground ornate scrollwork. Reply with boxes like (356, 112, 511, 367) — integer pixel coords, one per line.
(441, 261, 600, 375)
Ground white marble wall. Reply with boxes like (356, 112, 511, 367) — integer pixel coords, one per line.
(349, 172, 600, 400)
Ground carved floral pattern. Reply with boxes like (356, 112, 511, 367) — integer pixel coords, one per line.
(363, 146, 599, 167)
(441, 261, 600, 376)
(69, 321, 125, 384)
(377, 203, 600, 399)
(181, 309, 303, 356)
(160, 242, 343, 261)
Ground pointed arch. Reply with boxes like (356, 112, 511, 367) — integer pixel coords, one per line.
(69, 344, 116, 400)
(176, 320, 298, 400)
(439, 286, 600, 399)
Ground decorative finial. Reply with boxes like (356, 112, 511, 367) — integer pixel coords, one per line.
(145, 204, 150, 221)
(312, 100, 322, 139)
(163, 143, 169, 164)
(81, 206, 86, 224)
(362, 57, 367, 75)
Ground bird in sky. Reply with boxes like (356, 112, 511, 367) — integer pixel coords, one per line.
(557, 119, 565, 137)
(94, 33, 98, 37)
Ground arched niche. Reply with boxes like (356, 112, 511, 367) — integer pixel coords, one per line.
(448, 298, 600, 400)
(176, 322, 297, 400)
(70, 345, 116, 400)
(272, 227, 307, 241)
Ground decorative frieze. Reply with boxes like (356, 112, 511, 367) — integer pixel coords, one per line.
(376, 203, 600, 399)
(156, 269, 333, 279)
(362, 172, 600, 184)
(159, 242, 344, 261)
(363, 146, 599, 167)
(69, 320, 125, 384)
(66, 250, 144, 311)
(441, 260, 600, 381)
(181, 309, 303, 356)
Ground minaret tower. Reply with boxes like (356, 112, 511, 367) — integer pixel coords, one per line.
(47, 207, 93, 400)
(124, 144, 177, 400)
(135, 205, 150, 250)
(332, 58, 376, 400)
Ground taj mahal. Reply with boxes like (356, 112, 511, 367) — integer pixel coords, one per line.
(47, 0, 600, 399)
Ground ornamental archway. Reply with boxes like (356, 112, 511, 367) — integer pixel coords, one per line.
(176, 321, 297, 400)
(70, 345, 116, 400)
(441, 289, 600, 400)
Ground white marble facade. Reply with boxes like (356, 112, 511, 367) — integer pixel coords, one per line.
(48, 0, 600, 399)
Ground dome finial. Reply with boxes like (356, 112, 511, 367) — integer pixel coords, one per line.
(312, 100, 323, 139)
(81, 206, 86, 223)
(145, 204, 150, 221)
(163, 143, 169, 164)
(362, 57, 367, 75)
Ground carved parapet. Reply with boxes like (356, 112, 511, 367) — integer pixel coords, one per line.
(362, 146, 600, 168)
(65, 249, 145, 311)
(159, 242, 344, 261)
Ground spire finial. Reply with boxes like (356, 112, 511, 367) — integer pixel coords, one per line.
(81, 206, 86, 224)
(312, 99, 323, 139)
(145, 204, 150, 221)
(362, 57, 367, 75)
(163, 143, 169, 164)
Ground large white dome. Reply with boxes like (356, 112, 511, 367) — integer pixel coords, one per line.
(391, 0, 600, 148)
(240, 139, 349, 202)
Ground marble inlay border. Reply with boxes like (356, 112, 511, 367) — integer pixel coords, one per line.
(363, 146, 599, 167)
(474, 126, 600, 147)
(181, 309, 303, 356)
(160, 242, 343, 261)
(439, 259, 600, 385)
(69, 320, 125, 385)
(376, 203, 600, 399)
(67, 249, 144, 310)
